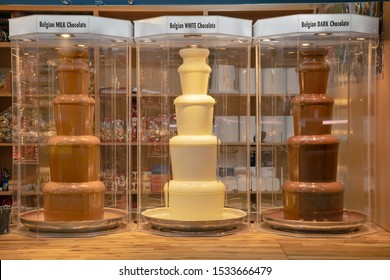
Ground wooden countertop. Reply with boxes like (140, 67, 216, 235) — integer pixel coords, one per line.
(1, 224, 390, 260)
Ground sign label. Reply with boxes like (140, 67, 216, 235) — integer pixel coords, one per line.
(167, 17, 218, 33)
(298, 15, 353, 33)
(300, 20, 350, 30)
(37, 16, 89, 33)
(39, 21, 87, 30)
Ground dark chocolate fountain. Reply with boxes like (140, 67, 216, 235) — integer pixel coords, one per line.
(282, 48, 344, 221)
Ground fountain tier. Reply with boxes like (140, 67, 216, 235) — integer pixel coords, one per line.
(43, 181, 106, 221)
(164, 180, 225, 220)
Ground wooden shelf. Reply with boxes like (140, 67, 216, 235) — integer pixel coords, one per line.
(0, 5, 96, 14)
(0, 143, 12, 147)
(0, 42, 11, 48)
(96, 4, 316, 21)
(0, 190, 14, 196)
(20, 190, 38, 196)
(100, 142, 128, 146)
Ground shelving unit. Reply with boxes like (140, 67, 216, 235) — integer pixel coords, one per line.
(0, 54, 12, 192)
(0, 4, 317, 229)
(0, 3, 389, 266)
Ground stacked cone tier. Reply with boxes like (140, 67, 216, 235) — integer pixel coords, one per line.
(164, 47, 226, 221)
(43, 48, 106, 221)
(282, 48, 344, 221)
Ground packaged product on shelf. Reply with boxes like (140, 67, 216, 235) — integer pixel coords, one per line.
(0, 17, 9, 42)
(214, 116, 239, 142)
(0, 107, 12, 143)
(0, 72, 11, 93)
(0, 206, 11, 234)
(113, 119, 126, 142)
(130, 104, 137, 141)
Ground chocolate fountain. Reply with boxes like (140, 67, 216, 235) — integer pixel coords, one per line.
(42, 48, 106, 221)
(141, 46, 247, 233)
(163, 46, 226, 220)
(282, 48, 344, 221)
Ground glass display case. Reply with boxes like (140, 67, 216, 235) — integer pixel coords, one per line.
(254, 14, 379, 234)
(9, 15, 132, 236)
(134, 16, 253, 236)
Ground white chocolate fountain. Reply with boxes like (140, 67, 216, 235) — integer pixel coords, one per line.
(163, 47, 226, 220)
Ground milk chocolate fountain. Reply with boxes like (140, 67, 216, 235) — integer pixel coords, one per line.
(282, 48, 344, 221)
(43, 48, 106, 221)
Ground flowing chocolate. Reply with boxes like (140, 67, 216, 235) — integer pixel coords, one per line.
(43, 48, 106, 221)
(282, 48, 344, 221)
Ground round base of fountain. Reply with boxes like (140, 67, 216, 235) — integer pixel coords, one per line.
(261, 207, 367, 233)
(141, 207, 247, 236)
